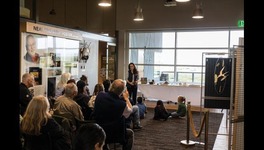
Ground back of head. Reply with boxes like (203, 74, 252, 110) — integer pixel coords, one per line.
(103, 79, 111, 92)
(64, 83, 77, 97)
(109, 79, 126, 96)
(58, 72, 71, 87)
(137, 97, 143, 104)
(178, 95, 186, 103)
(157, 100, 163, 106)
(77, 80, 86, 94)
(67, 79, 76, 84)
(74, 123, 106, 150)
(21, 95, 50, 135)
(80, 75, 87, 81)
(93, 83, 104, 96)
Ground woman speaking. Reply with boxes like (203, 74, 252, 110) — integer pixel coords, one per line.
(126, 62, 139, 105)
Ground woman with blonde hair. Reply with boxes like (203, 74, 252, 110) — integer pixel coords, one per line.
(21, 95, 71, 150)
(170, 95, 187, 118)
(55, 72, 71, 99)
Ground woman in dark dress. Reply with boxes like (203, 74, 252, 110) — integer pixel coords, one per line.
(126, 62, 139, 105)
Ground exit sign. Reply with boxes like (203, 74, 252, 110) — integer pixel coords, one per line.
(237, 20, 244, 27)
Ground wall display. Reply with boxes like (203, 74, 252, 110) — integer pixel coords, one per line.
(21, 32, 80, 97)
(79, 40, 91, 63)
(204, 58, 232, 109)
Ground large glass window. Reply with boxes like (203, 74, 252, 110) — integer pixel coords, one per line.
(128, 29, 244, 85)
(177, 31, 229, 48)
(129, 49, 175, 65)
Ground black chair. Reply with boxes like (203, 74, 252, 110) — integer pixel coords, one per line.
(97, 117, 127, 150)
(74, 117, 95, 130)
(48, 97, 56, 110)
(52, 115, 74, 132)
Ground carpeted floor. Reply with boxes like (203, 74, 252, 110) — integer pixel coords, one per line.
(132, 108, 223, 150)
(108, 108, 223, 150)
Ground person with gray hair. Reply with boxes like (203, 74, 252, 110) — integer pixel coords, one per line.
(20, 73, 35, 116)
(53, 83, 84, 130)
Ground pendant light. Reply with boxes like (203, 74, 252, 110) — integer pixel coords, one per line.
(192, 3, 204, 19)
(176, 0, 190, 2)
(49, 0, 56, 15)
(98, 0, 112, 7)
(134, 0, 144, 21)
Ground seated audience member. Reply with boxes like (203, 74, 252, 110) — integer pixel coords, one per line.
(103, 79, 111, 92)
(21, 95, 71, 150)
(153, 100, 171, 121)
(62, 78, 76, 95)
(73, 123, 106, 150)
(124, 97, 143, 129)
(20, 73, 35, 116)
(170, 95, 187, 118)
(80, 74, 90, 96)
(74, 80, 93, 120)
(136, 97, 147, 119)
(93, 79, 135, 150)
(88, 83, 105, 109)
(53, 83, 84, 130)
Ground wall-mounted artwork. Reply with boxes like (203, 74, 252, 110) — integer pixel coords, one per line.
(204, 58, 232, 109)
(79, 40, 92, 63)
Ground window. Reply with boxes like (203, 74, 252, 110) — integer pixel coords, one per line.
(128, 29, 244, 85)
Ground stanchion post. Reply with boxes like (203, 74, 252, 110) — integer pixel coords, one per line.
(204, 111, 209, 150)
(187, 102, 190, 143)
(180, 101, 196, 145)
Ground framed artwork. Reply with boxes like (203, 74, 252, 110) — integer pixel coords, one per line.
(204, 58, 232, 109)
(29, 67, 42, 85)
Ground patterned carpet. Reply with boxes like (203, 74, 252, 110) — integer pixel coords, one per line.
(132, 108, 224, 150)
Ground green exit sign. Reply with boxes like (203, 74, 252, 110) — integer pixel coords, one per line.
(237, 20, 244, 27)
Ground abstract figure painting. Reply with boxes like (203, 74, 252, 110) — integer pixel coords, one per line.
(204, 58, 232, 109)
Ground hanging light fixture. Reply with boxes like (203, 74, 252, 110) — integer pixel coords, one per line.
(49, 0, 56, 15)
(134, 0, 144, 21)
(98, 0, 112, 7)
(176, 0, 190, 2)
(192, 3, 204, 19)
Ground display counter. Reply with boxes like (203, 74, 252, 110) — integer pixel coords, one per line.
(138, 84, 204, 106)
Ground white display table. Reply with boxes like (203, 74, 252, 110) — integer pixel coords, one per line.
(138, 84, 204, 106)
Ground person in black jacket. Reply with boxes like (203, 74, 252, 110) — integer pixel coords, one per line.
(19, 73, 35, 116)
(21, 95, 71, 150)
(93, 79, 134, 150)
(74, 80, 93, 120)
